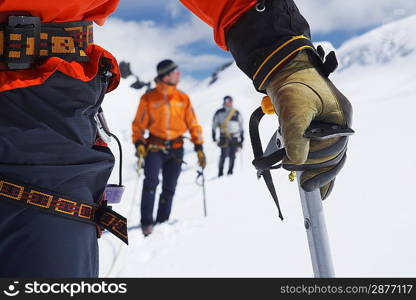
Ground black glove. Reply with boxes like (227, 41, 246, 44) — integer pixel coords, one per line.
(194, 144, 206, 169)
(212, 130, 216, 143)
(238, 133, 244, 148)
(134, 140, 147, 159)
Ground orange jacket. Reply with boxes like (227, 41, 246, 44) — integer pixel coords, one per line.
(0, 0, 120, 93)
(132, 82, 204, 147)
(179, 0, 257, 50)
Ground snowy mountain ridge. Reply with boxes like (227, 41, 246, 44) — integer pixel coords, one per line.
(337, 14, 416, 71)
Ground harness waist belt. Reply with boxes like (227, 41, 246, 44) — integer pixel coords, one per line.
(0, 16, 93, 70)
(147, 134, 184, 148)
(0, 176, 128, 244)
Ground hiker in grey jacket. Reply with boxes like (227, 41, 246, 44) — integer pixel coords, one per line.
(212, 96, 244, 177)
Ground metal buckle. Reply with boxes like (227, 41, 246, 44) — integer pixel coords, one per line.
(6, 16, 40, 70)
(94, 109, 112, 144)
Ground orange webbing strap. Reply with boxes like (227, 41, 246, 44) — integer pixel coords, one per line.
(0, 176, 128, 244)
(0, 16, 93, 70)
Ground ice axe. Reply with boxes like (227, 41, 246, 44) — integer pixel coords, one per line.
(136, 154, 144, 177)
(249, 107, 354, 277)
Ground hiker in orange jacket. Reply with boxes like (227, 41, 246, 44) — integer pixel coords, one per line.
(132, 59, 206, 236)
(0, 0, 125, 277)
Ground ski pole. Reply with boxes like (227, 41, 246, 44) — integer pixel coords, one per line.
(249, 106, 354, 277)
(201, 170, 207, 217)
(196, 169, 207, 217)
(296, 172, 335, 278)
(297, 122, 354, 277)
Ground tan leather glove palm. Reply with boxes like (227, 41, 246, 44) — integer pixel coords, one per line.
(197, 150, 206, 169)
(135, 144, 147, 159)
(266, 51, 352, 199)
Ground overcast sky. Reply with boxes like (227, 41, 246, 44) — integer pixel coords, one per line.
(105, 0, 416, 81)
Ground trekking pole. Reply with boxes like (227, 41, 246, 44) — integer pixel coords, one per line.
(296, 122, 355, 277)
(296, 172, 335, 278)
(196, 169, 207, 217)
(136, 155, 144, 177)
(249, 107, 354, 277)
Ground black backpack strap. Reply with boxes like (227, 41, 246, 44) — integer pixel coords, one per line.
(249, 107, 284, 220)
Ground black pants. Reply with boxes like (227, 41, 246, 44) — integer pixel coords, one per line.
(140, 148, 184, 226)
(218, 137, 239, 175)
(0, 71, 114, 277)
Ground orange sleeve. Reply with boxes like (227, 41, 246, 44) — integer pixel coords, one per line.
(131, 94, 150, 144)
(0, 0, 120, 25)
(184, 96, 204, 145)
(0, 44, 120, 93)
(179, 0, 257, 50)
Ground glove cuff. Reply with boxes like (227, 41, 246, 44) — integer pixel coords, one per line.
(134, 140, 144, 148)
(225, 2, 319, 92)
(194, 144, 203, 152)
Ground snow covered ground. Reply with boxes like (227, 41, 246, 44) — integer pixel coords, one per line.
(97, 15, 416, 277)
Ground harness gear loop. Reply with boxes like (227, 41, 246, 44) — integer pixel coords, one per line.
(146, 135, 187, 164)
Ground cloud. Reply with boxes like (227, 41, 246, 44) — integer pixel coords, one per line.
(113, 0, 167, 10)
(113, 0, 188, 19)
(115, 1, 416, 37)
(166, 1, 188, 18)
(296, 0, 416, 34)
(102, 0, 416, 87)
(94, 16, 229, 85)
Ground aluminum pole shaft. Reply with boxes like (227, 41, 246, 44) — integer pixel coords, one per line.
(297, 172, 335, 278)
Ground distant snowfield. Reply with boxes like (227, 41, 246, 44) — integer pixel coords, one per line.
(98, 15, 416, 277)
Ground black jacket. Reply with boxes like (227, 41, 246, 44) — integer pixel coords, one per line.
(226, 0, 320, 92)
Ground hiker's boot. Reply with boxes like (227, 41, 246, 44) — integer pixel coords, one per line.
(141, 225, 154, 237)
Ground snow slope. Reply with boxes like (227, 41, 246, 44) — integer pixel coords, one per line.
(97, 15, 416, 277)
(337, 15, 416, 70)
